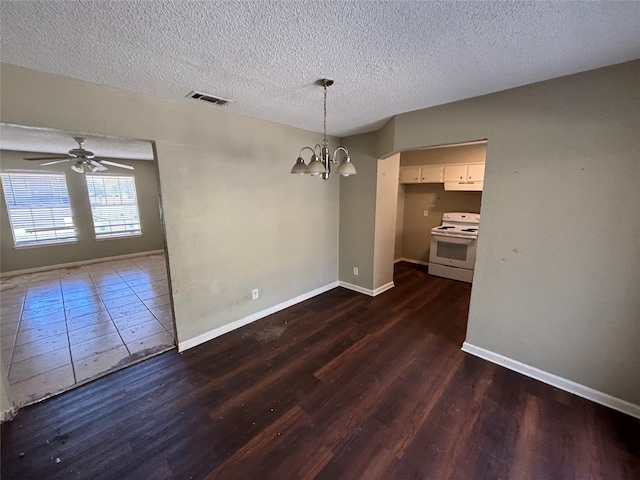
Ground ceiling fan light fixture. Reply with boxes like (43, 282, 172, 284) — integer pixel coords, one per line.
(290, 79, 356, 180)
(71, 162, 85, 174)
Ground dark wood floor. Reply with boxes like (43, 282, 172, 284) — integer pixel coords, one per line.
(2, 262, 639, 479)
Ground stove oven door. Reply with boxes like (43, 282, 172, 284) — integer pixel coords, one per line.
(429, 233, 477, 270)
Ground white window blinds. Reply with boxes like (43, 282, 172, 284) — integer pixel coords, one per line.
(1, 171, 77, 247)
(85, 175, 141, 239)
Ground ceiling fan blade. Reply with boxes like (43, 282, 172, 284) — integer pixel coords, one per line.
(99, 160, 134, 170)
(89, 160, 108, 171)
(41, 159, 71, 166)
(23, 156, 69, 161)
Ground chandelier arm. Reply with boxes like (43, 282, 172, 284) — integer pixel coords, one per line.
(331, 146, 349, 165)
(298, 146, 316, 157)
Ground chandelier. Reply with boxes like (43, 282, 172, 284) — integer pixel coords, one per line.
(290, 79, 357, 180)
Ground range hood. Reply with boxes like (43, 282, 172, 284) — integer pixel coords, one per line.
(444, 180, 483, 191)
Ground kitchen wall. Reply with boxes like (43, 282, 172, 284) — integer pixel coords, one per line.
(396, 144, 485, 263)
(0, 149, 164, 273)
(342, 60, 640, 408)
(0, 64, 340, 349)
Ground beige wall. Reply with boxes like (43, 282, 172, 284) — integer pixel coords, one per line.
(0, 150, 164, 273)
(0, 64, 340, 346)
(401, 142, 486, 166)
(396, 144, 485, 262)
(339, 132, 378, 290)
(341, 60, 640, 406)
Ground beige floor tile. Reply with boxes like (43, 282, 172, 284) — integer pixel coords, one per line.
(69, 321, 118, 345)
(62, 287, 99, 301)
(102, 294, 141, 310)
(25, 288, 62, 299)
(130, 283, 167, 297)
(92, 276, 127, 288)
(3, 253, 170, 406)
(1, 346, 14, 366)
(126, 331, 174, 356)
(61, 279, 96, 292)
(99, 287, 135, 302)
(1, 321, 20, 338)
(66, 302, 107, 320)
(74, 345, 132, 383)
(63, 294, 102, 310)
(19, 312, 67, 330)
(15, 321, 67, 347)
(157, 315, 175, 334)
(111, 311, 157, 331)
(66, 311, 113, 331)
(149, 304, 172, 319)
(9, 347, 72, 384)
(107, 302, 150, 320)
(118, 319, 167, 344)
(22, 299, 64, 319)
(142, 294, 170, 309)
(29, 271, 61, 282)
(1, 310, 22, 326)
(70, 332, 125, 362)
(95, 283, 132, 296)
(1, 277, 30, 291)
(12, 334, 70, 363)
(1, 332, 17, 351)
(9, 363, 75, 407)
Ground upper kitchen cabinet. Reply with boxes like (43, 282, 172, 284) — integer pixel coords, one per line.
(400, 165, 444, 184)
(420, 165, 444, 183)
(444, 163, 485, 191)
(399, 166, 421, 183)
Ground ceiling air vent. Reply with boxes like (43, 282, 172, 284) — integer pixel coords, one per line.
(186, 91, 233, 106)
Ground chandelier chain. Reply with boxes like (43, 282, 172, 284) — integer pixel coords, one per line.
(323, 85, 327, 140)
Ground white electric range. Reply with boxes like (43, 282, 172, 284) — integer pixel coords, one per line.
(428, 212, 480, 283)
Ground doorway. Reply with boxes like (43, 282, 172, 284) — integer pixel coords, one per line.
(0, 125, 176, 407)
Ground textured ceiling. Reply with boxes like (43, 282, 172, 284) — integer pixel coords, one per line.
(1, 0, 639, 141)
(0, 124, 154, 160)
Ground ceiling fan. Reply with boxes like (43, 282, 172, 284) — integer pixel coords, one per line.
(23, 137, 135, 174)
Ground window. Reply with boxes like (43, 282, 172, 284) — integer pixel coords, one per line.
(1, 171, 77, 247)
(85, 175, 141, 239)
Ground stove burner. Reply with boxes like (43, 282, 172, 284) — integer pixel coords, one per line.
(461, 228, 478, 232)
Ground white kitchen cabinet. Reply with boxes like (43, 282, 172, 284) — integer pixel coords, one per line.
(420, 165, 444, 183)
(444, 163, 485, 182)
(444, 163, 485, 191)
(467, 163, 485, 182)
(400, 165, 444, 184)
(399, 166, 421, 183)
(444, 165, 467, 182)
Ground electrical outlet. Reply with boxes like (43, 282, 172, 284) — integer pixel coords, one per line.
(423, 210, 429, 216)
(353, 267, 359, 276)
(252, 289, 259, 300)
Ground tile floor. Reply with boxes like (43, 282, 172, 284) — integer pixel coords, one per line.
(0, 253, 175, 407)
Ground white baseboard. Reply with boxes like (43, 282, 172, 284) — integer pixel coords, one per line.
(1, 405, 18, 423)
(178, 281, 339, 352)
(394, 257, 429, 266)
(373, 282, 395, 296)
(1, 250, 165, 278)
(338, 281, 395, 297)
(462, 342, 640, 420)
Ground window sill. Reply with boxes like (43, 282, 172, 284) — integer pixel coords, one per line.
(13, 240, 79, 250)
(95, 234, 143, 242)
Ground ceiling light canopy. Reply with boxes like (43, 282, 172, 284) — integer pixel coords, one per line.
(290, 79, 356, 180)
